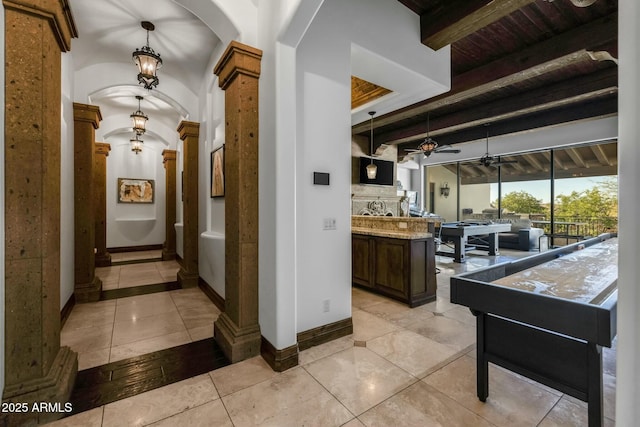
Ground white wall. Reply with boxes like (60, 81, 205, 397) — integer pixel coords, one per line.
(105, 139, 166, 248)
(196, 41, 227, 299)
(426, 166, 459, 221)
(257, 0, 315, 349)
(60, 52, 75, 308)
(616, 0, 640, 423)
(293, 0, 450, 334)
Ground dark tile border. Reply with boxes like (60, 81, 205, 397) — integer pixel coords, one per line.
(100, 281, 180, 301)
(107, 244, 163, 253)
(68, 338, 229, 415)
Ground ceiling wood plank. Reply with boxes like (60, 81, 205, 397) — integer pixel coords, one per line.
(384, 68, 618, 146)
(591, 144, 611, 166)
(399, 95, 617, 149)
(353, 13, 617, 135)
(421, 0, 536, 50)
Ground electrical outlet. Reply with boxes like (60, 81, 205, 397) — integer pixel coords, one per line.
(323, 218, 337, 230)
(322, 299, 330, 312)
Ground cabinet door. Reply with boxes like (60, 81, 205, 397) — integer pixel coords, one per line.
(373, 238, 409, 299)
(352, 235, 373, 288)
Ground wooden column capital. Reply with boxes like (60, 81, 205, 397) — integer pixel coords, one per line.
(162, 149, 177, 163)
(95, 142, 111, 156)
(73, 103, 102, 129)
(2, 0, 77, 51)
(213, 41, 263, 90)
(177, 121, 200, 140)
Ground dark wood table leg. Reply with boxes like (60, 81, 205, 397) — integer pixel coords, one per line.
(454, 236, 467, 263)
(487, 232, 500, 255)
(587, 343, 604, 427)
(476, 311, 488, 401)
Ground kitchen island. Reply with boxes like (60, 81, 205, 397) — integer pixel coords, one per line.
(351, 216, 439, 307)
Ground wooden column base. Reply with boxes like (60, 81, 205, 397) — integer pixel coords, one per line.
(177, 269, 199, 288)
(214, 312, 261, 363)
(0, 347, 78, 426)
(95, 252, 112, 267)
(74, 276, 102, 303)
(162, 248, 177, 261)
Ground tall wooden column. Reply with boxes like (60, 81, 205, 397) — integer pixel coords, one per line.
(73, 103, 103, 302)
(162, 149, 177, 260)
(177, 122, 199, 287)
(213, 41, 263, 363)
(2, 1, 78, 425)
(94, 142, 111, 267)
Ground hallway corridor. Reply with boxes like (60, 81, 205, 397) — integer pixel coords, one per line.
(49, 252, 616, 426)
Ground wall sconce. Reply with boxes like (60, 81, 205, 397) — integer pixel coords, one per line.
(440, 182, 450, 198)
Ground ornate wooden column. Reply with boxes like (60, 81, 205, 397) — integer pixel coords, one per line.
(2, 1, 78, 425)
(213, 41, 263, 363)
(177, 122, 199, 287)
(94, 142, 111, 267)
(73, 103, 103, 302)
(162, 149, 177, 260)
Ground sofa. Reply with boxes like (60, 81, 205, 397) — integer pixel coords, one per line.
(494, 218, 545, 251)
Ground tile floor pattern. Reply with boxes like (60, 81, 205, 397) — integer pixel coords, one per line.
(52, 250, 616, 426)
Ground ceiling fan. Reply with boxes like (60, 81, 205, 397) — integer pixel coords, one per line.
(405, 114, 461, 158)
(479, 127, 518, 167)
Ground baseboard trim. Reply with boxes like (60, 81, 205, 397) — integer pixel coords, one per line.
(260, 337, 298, 372)
(198, 278, 225, 312)
(107, 244, 163, 253)
(297, 317, 353, 352)
(60, 294, 76, 328)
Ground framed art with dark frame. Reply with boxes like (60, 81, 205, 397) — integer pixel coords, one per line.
(211, 145, 225, 198)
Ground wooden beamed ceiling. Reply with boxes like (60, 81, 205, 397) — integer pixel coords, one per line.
(353, 0, 618, 164)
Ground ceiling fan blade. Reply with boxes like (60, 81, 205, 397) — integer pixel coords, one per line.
(435, 149, 461, 154)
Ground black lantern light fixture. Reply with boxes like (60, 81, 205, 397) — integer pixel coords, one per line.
(130, 134, 144, 155)
(366, 111, 377, 179)
(132, 21, 162, 90)
(130, 95, 148, 135)
(440, 182, 450, 198)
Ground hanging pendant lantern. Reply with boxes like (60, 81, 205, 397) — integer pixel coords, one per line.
(366, 111, 378, 179)
(130, 95, 148, 135)
(132, 21, 162, 90)
(130, 134, 144, 155)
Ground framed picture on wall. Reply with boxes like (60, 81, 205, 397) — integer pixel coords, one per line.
(211, 145, 225, 198)
(117, 178, 154, 203)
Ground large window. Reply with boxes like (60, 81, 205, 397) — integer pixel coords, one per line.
(425, 141, 618, 245)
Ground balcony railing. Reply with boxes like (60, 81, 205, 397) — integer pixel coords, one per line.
(529, 215, 618, 244)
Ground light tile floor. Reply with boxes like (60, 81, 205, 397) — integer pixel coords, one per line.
(52, 250, 616, 426)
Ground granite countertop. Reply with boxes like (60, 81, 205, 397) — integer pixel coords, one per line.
(351, 227, 432, 240)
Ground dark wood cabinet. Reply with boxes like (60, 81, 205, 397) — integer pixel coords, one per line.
(352, 233, 437, 307)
